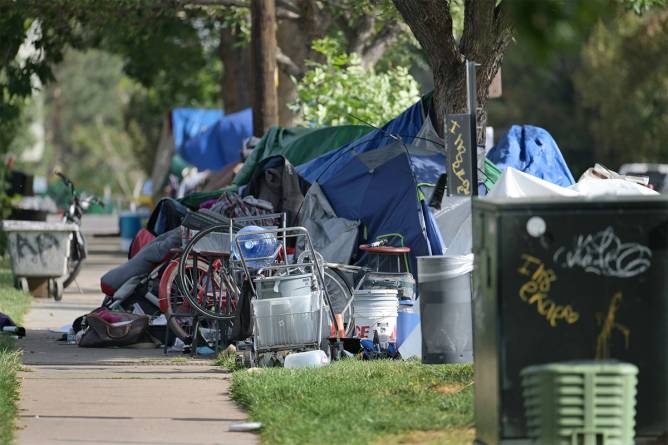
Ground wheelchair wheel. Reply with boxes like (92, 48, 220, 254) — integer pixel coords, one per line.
(178, 225, 240, 322)
(159, 258, 222, 342)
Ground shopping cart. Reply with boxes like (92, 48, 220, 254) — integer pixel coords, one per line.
(167, 212, 287, 356)
(233, 226, 339, 366)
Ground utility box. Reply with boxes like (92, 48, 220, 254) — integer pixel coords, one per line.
(472, 197, 668, 445)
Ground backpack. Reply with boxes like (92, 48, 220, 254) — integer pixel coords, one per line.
(78, 310, 157, 348)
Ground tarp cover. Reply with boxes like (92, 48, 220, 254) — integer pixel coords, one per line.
(487, 167, 658, 198)
(234, 124, 372, 186)
(433, 197, 472, 256)
(180, 124, 371, 208)
(487, 125, 575, 187)
(297, 182, 360, 264)
(178, 108, 253, 171)
(171, 108, 224, 151)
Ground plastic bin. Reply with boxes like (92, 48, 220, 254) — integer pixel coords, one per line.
(521, 361, 638, 445)
(418, 254, 474, 364)
(252, 292, 321, 349)
(255, 274, 312, 300)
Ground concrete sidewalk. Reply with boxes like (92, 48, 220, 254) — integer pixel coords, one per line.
(17, 237, 257, 445)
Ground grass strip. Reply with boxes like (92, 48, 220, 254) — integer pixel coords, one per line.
(231, 359, 474, 445)
(0, 263, 33, 444)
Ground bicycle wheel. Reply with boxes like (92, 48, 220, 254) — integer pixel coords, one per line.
(63, 233, 84, 288)
(178, 224, 240, 321)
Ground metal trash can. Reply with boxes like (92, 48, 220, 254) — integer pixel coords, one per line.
(2, 220, 78, 300)
(418, 254, 474, 364)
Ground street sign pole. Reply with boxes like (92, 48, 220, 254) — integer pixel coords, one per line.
(445, 60, 478, 196)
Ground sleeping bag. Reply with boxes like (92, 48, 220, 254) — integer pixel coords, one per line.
(101, 228, 180, 296)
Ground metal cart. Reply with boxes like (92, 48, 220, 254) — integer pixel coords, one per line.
(234, 226, 338, 365)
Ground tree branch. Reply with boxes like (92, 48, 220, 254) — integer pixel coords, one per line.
(182, 0, 249, 7)
(180, 0, 300, 19)
(276, 0, 300, 16)
(359, 21, 404, 68)
(276, 46, 303, 78)
(346, 14, 376, 56)
(392, 0, 461, 69)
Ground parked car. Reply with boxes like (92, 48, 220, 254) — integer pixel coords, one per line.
(618, 163, 668, 192)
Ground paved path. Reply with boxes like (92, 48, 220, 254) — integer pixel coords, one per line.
(17, 237, 257, 445)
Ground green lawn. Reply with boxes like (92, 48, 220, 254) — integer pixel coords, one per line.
(231, 360, 474, 445)
(0, 261, 32, 444)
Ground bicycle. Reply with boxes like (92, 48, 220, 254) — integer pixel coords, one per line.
(56, 172, 103, 289)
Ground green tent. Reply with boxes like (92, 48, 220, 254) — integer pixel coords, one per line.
(180, 124, 372, 208)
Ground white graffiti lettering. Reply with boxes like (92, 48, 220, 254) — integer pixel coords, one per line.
(553, 227, 651, 278)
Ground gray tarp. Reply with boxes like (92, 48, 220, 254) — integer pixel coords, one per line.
(433, 196, 471, 255)
(297, 182, 360, 264)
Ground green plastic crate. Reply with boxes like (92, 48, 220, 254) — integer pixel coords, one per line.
(521, 361, 638, 445)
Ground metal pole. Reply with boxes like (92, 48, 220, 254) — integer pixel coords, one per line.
(465, 60, 479, 195)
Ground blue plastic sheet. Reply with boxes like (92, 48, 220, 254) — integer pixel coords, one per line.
(487, 125, 575, 187)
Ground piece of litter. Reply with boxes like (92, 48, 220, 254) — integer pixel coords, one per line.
(229, 422, 262, 432)
(196, 346, 215, 355)
(149, 314, 167, 326)
(48, 324, 72, 334)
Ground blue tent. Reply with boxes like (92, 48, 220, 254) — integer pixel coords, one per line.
(487, 124, 575, 187)
(171, 108, 224, 151)
(297, 98, 445, 271)
(178, 108, 253, 171)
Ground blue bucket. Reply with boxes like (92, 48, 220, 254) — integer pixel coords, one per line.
(119, 212, 144, 252)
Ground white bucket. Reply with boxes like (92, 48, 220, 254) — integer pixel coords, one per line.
(353, 289, 399, 342)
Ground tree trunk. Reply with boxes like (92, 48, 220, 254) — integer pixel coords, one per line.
(276, 0, 326, 126)
(250, 0, 278, 136)
(393, 0, 512, 146)
(276, 17, 306, 126)
(46, 85, 65, 175)
(219, 25, 252, 113)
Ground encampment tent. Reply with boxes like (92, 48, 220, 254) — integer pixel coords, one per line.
(151, 108, 225, 197)
(297, 96, 447, 272)
(171, 108, 224, 150)
(178, 108, 253, 171)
